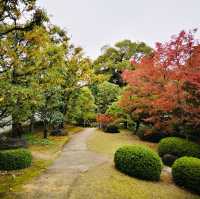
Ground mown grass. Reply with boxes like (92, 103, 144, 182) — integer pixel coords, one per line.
(0, 125, 83, 194)
(87, 129, 157, 156)
(69, 163, 200, 199)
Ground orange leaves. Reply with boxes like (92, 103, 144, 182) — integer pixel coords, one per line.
(120, 30, 200, 130)
(96, 114, 113, 124)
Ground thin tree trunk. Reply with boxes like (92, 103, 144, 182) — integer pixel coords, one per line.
(43, 120, 48, 139)
(12, 121, 23, 138)
(135, 121, 140, 133)
(29, 114, 35, 133)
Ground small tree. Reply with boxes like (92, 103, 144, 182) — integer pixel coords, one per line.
(96, 114, 113, 129)
(67, 87, 96, 126)
(95, 81, 121, 113)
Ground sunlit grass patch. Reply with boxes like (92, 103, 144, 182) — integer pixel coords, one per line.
(87, 129, 157, 156)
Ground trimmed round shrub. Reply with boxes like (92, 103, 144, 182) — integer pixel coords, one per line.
(104, 125, 119, 133)
(0, 149, 32, 170)
(114, 145, 163, 181)
(172, 157, 200, 194)
(158, 137, 200, 166)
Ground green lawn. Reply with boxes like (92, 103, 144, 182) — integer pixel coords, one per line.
(87, 129, 157, 156)
(67, 129, 200, 199)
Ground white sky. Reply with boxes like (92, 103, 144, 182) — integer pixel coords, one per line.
(37, 0, 200, 59)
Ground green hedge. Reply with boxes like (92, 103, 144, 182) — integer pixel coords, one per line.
(114, 145, 163, 181)
(0, 149, 32, 170)
(172, 157, 200, 194)
(158, 137, 200, 160)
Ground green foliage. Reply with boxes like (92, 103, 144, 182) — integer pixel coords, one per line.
(0, 149, 32, 170)
(95, 82, 121, 113)
(67, 87, 96, 125)
(106, 101, 133, 128)
(24, 134, 54, 145)
(172, 157, 200, 194)
(104, 125, 120, 133)
(94, 40, 152, 86)
(50, 111, 65, 128)
(114, 145, 163, 181)
(0, 0, 48, 38)
(158, 137, 200, 159)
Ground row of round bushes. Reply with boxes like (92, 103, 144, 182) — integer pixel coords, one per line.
(158, 137, 200, 166)
(157, 137, 200, 194)
(114, 137, 200, 194)
(0, 148, 32, 170)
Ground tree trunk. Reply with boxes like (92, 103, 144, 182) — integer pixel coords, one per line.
(43, 121, 48, 139)
(124, 121, 128, 129)
(135, 121, 140, 132)
(29, 114, 35, 133)
(12, 121, 23, 138)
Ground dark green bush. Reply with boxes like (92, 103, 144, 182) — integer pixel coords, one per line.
(114, 145, 163, 181)
(172, 157, 200, 194)
(0, 149, 32, 170)
(104, 125, 119, 133)
(158, 137, 200, 163)
(50, 129, 67, 136)
(137, 125, 168, 143)
(0, 136, 27, 150)
(162, 154, 178, 166)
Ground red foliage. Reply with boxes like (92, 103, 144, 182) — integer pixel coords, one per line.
(120, 30, 200, 132)
(96, 114, 113, 124)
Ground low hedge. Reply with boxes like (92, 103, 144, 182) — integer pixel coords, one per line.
(0, 136, 27, 150)
(114, 145, 163, 181)
(104, 125, 119, 133)
(0, 149, 32, 170)
(172, 157, 200, 194)
(158, 137, 200, 166)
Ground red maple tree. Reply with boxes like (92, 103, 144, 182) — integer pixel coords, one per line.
(120, 30, 200, 136)
(96, 114, 113, 129)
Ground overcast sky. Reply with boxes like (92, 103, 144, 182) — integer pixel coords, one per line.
(37, 0, 200, 59)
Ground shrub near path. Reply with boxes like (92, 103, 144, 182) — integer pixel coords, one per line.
(1, 128, 199, 199)
(68, 129, 200, 199)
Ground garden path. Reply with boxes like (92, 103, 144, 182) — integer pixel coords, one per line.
(14, 128, 108, 199)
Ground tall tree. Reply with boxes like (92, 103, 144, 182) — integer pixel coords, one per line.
(0, 0, 48, 37)
(0, 26, 54, 137)
(67, 87, 96, 126)
(94, 40, 152, 86)
(95, 81, 121, 113)
(120, 30, 200, 137)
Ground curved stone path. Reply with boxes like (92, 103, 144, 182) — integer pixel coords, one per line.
(15, 128, 108, 199)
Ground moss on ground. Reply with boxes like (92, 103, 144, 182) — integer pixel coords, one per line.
(0, 159, 52, 193)
(69, 163, 200, 199)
